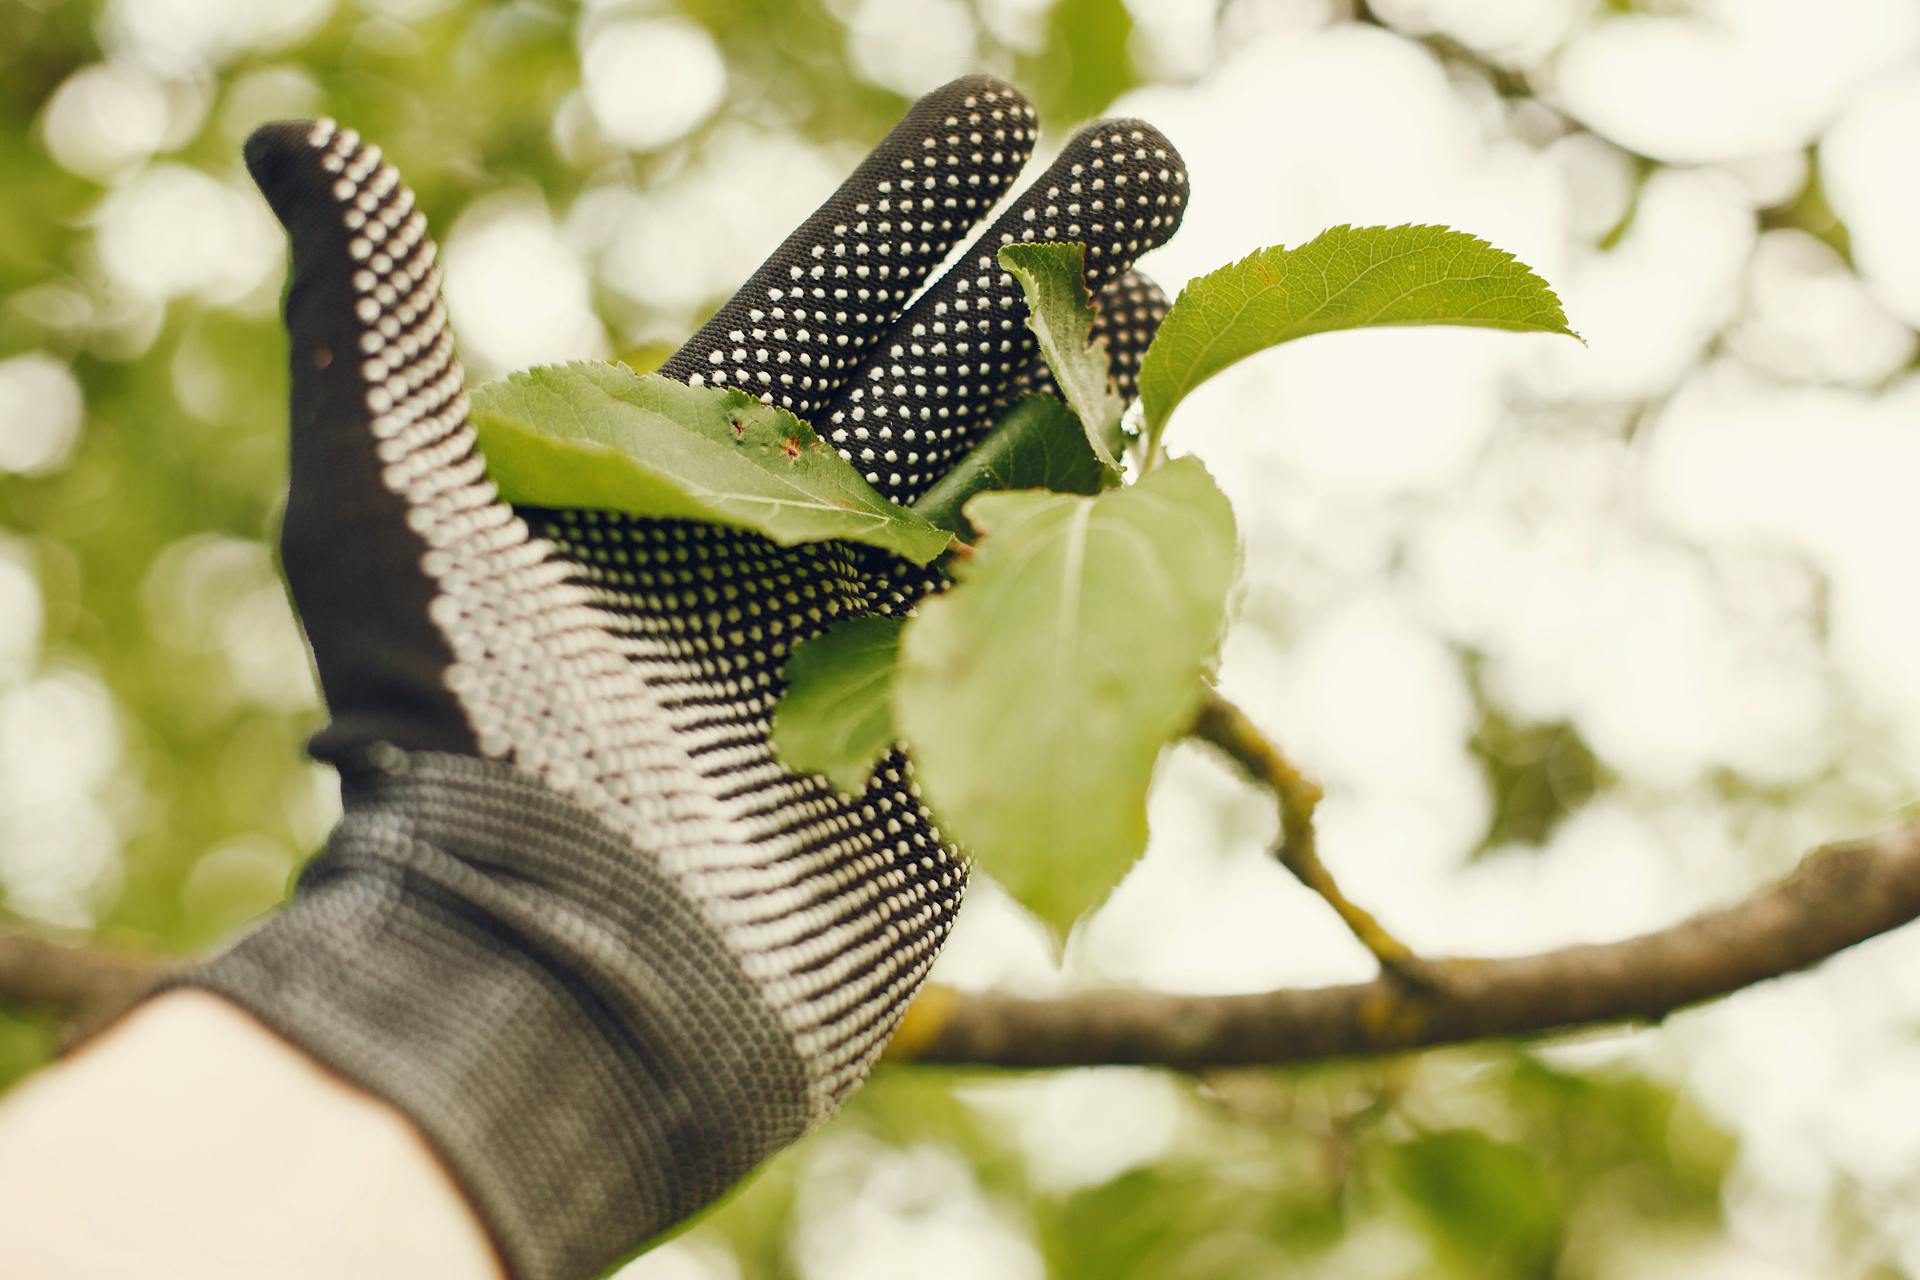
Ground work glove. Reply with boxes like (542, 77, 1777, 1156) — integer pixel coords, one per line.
(176, 74, 1186, 1280)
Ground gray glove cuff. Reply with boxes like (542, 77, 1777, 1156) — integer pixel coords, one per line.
(168, 750, 809, 1280)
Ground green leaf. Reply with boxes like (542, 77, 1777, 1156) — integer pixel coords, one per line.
(912, 394, 1109, 538)
(998, 242, 1126, 471)
(771, 616, 903, 795)
(1387, 1129, 1564, 1271)
(470, 361, 954, 564)
(896, 456, 1239, 934)
(1137, 225, 1581, 457)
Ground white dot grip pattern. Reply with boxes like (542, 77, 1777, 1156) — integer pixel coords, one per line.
(819, 119, 1187, 501)
(245, 78, 1187, 1118)
(662, 74, 1039, 423)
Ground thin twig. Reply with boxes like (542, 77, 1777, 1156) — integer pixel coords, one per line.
(1190, 691, 1436, 987)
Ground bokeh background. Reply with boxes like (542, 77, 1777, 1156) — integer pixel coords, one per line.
(4, 0, 1920, 1275)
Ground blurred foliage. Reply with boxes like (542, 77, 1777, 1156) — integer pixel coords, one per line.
(1019, 0, 1136, 125)
(0, 1006, 58, 1093)
(1760, 147, 1856, 270)
(0, 1, 1750, 1276)
(1471, 709, 1612, 853)
(1465, 655, 1614, 854)
(775, 1054, 1736, 1279)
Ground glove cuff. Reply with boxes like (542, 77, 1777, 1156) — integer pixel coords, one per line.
(167, 751, 810, 1280)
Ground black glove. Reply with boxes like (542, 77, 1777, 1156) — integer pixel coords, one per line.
(174, 75, 1185, 1280)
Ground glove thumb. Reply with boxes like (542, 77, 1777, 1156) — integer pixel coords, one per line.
(247, 120, 478, 765)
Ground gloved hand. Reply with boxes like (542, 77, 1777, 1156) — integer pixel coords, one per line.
(178, 75, 1186, 1280)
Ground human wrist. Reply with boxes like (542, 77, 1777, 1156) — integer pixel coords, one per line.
(0, 990, 500, 1280)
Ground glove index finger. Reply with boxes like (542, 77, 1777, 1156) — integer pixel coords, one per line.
(658, 74, 1038, 422)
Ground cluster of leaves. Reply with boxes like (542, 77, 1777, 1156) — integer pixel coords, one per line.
(473, 224, 1576, 936)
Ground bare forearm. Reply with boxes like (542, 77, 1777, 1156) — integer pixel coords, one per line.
(0, 992, 500, 1280)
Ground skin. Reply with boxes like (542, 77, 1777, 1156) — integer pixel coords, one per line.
(0, 992, 501, 1280)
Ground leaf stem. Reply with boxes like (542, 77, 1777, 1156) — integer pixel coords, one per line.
(1190, 691, 1436, 989)
(1135, 431, 1162, 475)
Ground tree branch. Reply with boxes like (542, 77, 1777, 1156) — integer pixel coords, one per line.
(0, 932, 173, 1045)
(7, 819, 1920, 1073)
(1190, 692, 1434, 986)
(889, 817, 1920, 1068)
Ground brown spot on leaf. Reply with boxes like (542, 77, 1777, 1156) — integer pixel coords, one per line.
(729, 417, 746, 439)
(781, 436, 803, 462)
